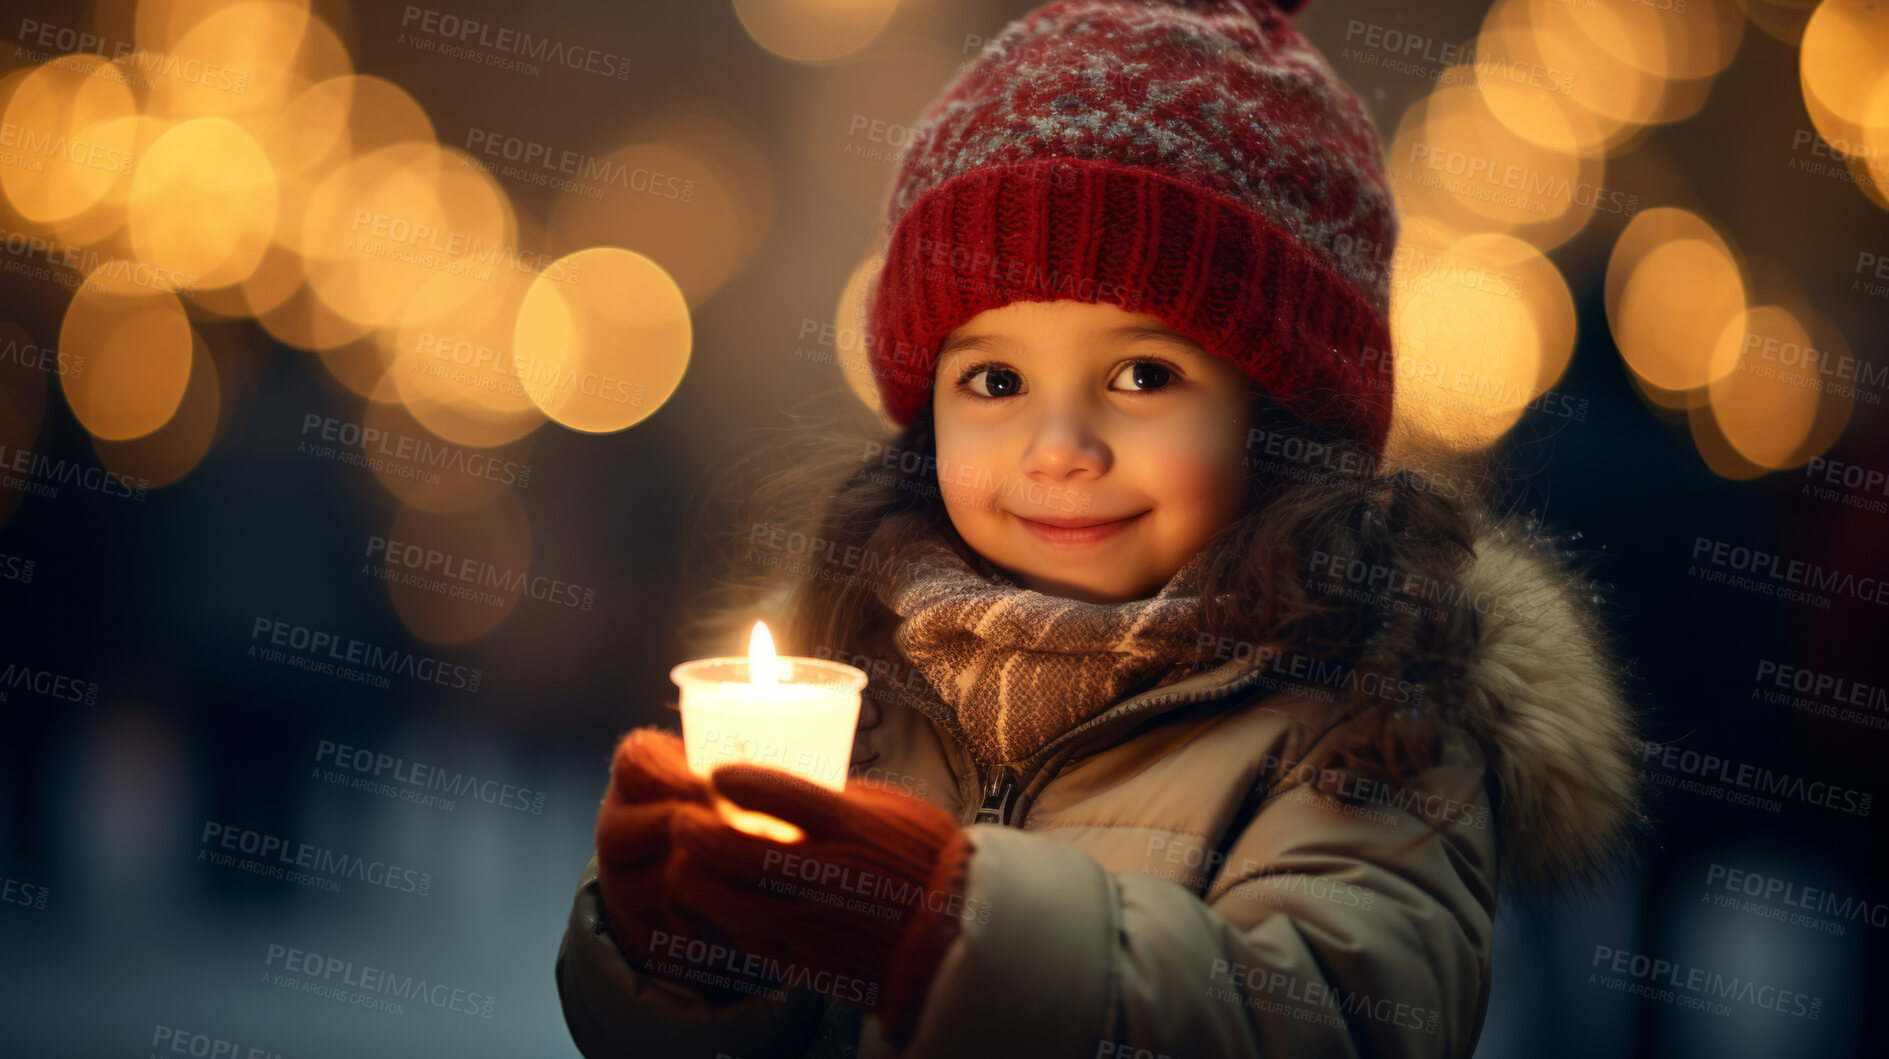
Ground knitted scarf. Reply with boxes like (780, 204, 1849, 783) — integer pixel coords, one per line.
(877, 534, 1220, 767)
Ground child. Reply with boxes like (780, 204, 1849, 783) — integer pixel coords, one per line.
(557, 1, 1645, 1056)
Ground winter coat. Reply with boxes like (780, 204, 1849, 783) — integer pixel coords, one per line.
(555, 513, 1644, 1058)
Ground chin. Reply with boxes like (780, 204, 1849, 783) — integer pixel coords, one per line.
(1009, 564, 1154, 605)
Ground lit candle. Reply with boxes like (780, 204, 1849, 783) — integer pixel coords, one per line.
(671, 621, 868, 841)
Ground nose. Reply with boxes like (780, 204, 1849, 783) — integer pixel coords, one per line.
(1018, 403, 1111, 482)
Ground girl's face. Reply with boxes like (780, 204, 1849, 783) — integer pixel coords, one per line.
(931, 299, 1253, 604)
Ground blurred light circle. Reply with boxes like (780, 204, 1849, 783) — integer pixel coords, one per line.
(543, 122, 771, 309)
(144, 1, 313, 122)
(1528, 0, 1669, 130)
(1732, 0, 1822, 47)
(733, 0, 901, 64)
(385, 263, 549, 449)
(1386, 234, 1547, 452)
(622, 107, 778, 283)
(834, 253, 896, 425)
(512, 248, 691, 433)
(255, 278, 376, 353)
(364, 373, 540, 514)
(58, 268, 195, 441)
(136, 0, 311, 54)
(302, 142, 510, 327)
(1386, 85, 1610, 252)
(128, 116, 279, 289)
(1473, 9, 1592, 154)
(1685, 402, 1770, 480)
(1705, 305, 1822, 469)
(0, 56, 138, 224)
(1800, 0, 1889, 140)
(1606, 208, 1747, 393)
(90, 329, 221, 487)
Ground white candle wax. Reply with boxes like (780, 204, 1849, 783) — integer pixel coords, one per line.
(671, 622, 867, 794)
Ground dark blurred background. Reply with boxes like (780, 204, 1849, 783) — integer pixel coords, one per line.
(0, 0, 1884, 1056)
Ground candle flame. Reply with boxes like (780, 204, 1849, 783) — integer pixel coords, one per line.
(748, 620, 779, 686)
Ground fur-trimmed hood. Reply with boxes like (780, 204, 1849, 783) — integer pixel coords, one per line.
(1446, 511, 1648, 894)
(721, 505, 1648, 896)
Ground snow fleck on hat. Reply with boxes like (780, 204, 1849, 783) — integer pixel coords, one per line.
(864, 0, 1398, 453)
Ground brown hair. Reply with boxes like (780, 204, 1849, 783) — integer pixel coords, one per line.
(680, 382, 1504, 800)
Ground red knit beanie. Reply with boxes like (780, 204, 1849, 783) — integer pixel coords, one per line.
(865, 0, 1398, 454)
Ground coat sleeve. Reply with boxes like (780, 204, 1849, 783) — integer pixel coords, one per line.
(870, 728, 1498, 1059)
(555, 853, 835, 1059)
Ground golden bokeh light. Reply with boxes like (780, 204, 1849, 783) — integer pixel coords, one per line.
(1614, 238, 1748, 392)
(1386, 81, 1609, 252)
(1386, 233, 1555, 452)
(1778, 303, 1861, 467)
(363, 373, 540, 514)
(543, 139, 745, 309)
(301, 141, 510, 327)
(1685, 403, 1772, 480)
(1732, 0, 1824, 47)
(90, 329, 222, 487)
(1473, 7, 1594, 155)
(733, 0, 902, 64)
(383, 257, 550, 450)
(128, 116, 279, 289)
(1704, 305, 1823, 468)
(134, 0, 312, 54)
(511, 248, 691, 434)
(542, 104, 778, 309)
(622, 107, 779, 284)
(143, 1, 314, 122)
(0, 0, 1865, 504)
(0, 56, 138, 224)
(833, 253, 895, 425)
(1528, 0, 1670, 132)
(1800, 0, 1889, 148)
(1616, 0, 1746, 82)
(1606, 208, 1748, 393)
(44, 112, 172, 248)
(58, 267, 196, 441)
(255, 276, 376, 353)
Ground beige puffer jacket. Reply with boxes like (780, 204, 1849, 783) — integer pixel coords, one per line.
(555, 513, 1644, 1058)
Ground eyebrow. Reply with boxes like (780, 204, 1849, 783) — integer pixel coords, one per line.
(937, 324, 1204, 361)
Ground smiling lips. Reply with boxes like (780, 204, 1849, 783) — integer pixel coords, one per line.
(1012, 510, 1147, 546)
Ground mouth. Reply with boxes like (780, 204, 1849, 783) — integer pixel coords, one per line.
(1011, 510, 1147, 546)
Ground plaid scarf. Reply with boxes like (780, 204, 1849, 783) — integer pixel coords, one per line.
(877, 534, 1219, 767)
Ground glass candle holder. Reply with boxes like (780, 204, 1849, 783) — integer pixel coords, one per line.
(671, 653, 867, 841)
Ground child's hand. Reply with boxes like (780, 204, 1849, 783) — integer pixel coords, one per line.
(593, 728, 747, 1001)
(665, 763, 974, 1048)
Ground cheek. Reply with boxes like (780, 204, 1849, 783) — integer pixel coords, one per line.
(934, 424, 1006, 518)
(1131, 429, 1245, 528)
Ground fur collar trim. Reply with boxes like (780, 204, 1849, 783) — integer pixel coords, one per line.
(1450, 511, 1648, 894)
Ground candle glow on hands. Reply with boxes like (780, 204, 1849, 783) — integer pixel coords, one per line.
(709, 619, 804, 843)
(672, 618, 868, 843)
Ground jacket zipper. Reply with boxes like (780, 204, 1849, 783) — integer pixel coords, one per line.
(936, 663, 1276, 830)
(974, 764, 1018, 826)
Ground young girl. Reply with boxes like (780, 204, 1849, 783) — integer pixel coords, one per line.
(557, 1, 1645, 1056)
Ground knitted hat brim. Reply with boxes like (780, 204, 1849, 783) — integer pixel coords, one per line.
(866, 156, 1393, 453)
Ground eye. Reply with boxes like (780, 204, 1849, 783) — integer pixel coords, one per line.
(958, 362, 1024, 399)
(1110, 359, 1179, 393)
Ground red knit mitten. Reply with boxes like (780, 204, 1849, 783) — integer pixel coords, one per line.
(666, 764, 975, 1048)
(593, 728, 748, 1004)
